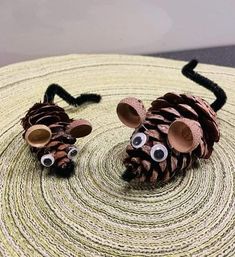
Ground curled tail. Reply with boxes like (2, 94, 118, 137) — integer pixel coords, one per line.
(43, 84, 101, 106)
(182, 60, 227, 112)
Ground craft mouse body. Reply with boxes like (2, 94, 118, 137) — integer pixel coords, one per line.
(117, 60, 227, 185)
(21, 84, 101, 177)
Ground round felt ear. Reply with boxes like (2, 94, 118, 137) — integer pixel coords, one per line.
(67, 120, 92, 138)
(25, 125, 52, 148)
(116, 97, 146, 128)
(168, 118, 202, 153)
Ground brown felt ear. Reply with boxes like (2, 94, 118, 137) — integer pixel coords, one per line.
(66, 120, 92, 138)
(25, 125, 52, 148)
(116, 97, 146, 128)
(168, 118, 202, 153)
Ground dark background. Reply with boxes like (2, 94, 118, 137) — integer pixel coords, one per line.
(151, 45, 235, 68)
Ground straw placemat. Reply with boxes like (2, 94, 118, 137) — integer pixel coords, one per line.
(0, 55, 235, 257)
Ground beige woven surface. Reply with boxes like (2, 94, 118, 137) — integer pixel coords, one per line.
(0, 54, 235, 256)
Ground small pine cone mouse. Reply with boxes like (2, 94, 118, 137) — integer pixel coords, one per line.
(116, 60, 227, 186)
(21, 84, 101, 177)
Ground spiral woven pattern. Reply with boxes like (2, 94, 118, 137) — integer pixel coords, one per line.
(0, 55, 235, 256)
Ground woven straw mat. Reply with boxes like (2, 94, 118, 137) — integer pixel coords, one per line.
(0, 55, 235, 257)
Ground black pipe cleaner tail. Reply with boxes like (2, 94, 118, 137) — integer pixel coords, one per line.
(43, 84, 101, 106)
(182, 60, 227, 112)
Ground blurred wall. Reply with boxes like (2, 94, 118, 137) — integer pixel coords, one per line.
(0, 0, 235, 66)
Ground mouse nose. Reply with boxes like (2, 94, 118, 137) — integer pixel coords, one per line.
(53, 161, 75, 178)
(122, 167, 137, 182)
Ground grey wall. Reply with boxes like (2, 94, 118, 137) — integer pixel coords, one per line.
(0, 0, 235, 66)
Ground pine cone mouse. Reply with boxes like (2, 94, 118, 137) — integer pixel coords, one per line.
(116, 60, 227, 186)
(21, 84, 101, 177)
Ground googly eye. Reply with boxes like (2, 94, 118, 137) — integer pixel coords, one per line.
(41, 154, 55, 167)
(67, 147, 78, 159)
(150, 144, 168, 162)
(131, 133, 147, 149)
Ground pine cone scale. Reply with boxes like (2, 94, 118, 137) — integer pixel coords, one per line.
(177, 104, 199, 119)
(151, 99, 172, 109)
(35, 115, 60, 126)
(163, 92, 184, 104)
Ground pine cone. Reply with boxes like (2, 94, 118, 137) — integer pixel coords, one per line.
(118, 92, 220, 185)
(117, 60, 226, 186)
(21, 103, 91, 177)
(21, 84, 101, 177)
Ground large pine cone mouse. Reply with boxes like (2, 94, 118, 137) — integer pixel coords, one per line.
(116, 60, 227, 186)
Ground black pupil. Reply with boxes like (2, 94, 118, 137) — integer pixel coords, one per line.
(44, 158, 52, 166)
(154, 149, 164, 160)
(133, 136, 142, 146)
(70, 149, 77, 156)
